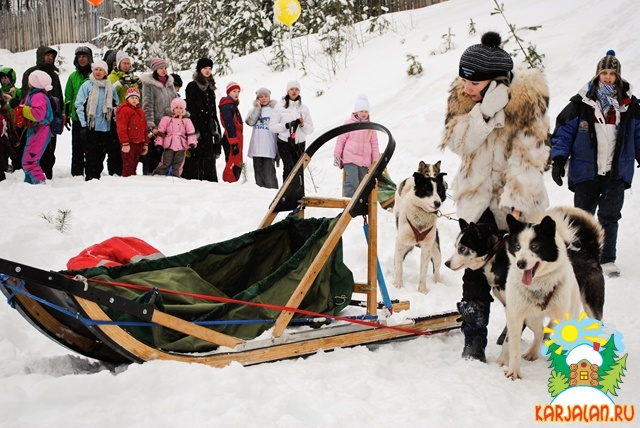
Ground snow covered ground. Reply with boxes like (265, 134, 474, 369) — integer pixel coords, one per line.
(1, 0, 639, 426)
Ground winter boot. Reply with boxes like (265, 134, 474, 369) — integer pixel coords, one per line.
(457, 300, 491, 363)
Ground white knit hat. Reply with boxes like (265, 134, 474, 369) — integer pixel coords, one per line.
(28, 70, 53, 91)
(116, 51, 132, 69)
(286, 80, 300, 91)
(353, 93, 370, 112)
(92, 60, 109, 72)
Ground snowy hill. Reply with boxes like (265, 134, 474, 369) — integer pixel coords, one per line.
(1, 0, 639, 426)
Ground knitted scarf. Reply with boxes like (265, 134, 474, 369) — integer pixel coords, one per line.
(86, 74, 114, 129)
(596, 83, 620, 122)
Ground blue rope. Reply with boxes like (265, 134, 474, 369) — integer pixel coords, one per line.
(0, 276, 378, 328)
(362, 223, 393, 311)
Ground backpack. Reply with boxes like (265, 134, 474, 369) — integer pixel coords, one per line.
(13, 104, 30, 129)
(47, 95, 65, 135)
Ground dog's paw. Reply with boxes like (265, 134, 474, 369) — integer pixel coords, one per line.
(496, 356, 508, 367)
(417, 284, 429, 294)
(504, 368, 522, 380)
(523, 351, 539, 362)
(434, 273, 442, 283)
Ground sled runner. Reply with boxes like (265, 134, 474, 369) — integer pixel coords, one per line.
(0, 122, 460, 368)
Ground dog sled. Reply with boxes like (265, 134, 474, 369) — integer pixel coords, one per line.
(0, 122, 460, 368)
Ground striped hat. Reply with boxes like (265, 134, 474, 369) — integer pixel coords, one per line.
(459, 32, 513, 81)
(593, 50, 621, 80)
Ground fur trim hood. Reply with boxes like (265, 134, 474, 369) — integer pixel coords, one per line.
(252, 99, 277, 108)
(139, 72, 175, 89)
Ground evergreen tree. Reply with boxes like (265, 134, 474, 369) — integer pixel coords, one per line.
(545, 342, 570, 377)
(267, 23, 289, 72)
(598, 334, 619, 379)
(165, 0, 220, 70)
(94, 0, 174, 72)
(224, 0, 270, 56)
(599, 354, 628, 397)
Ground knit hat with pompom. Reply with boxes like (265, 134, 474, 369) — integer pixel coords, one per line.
(459, 32, 513, 81)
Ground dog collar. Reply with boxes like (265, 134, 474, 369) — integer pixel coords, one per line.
(406, 215, 433, 242)
(539, 288, 555, 311)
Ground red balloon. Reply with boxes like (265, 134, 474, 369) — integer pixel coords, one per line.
(87, 0, 104, 6)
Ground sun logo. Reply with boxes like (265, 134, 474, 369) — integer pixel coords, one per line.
(544, 312, 607, 355)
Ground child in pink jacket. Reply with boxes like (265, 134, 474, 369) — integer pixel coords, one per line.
(333, 94, 380, 197)
(21, 70, 54, 185)
(152, 97, 197, 177)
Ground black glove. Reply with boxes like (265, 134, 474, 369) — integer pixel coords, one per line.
(551, 157, 567, 186)
(79, 127, 88, 140)
(285, 119, 301, 130)
(156, 144, 163, 152)
(231, 144, 239, 155)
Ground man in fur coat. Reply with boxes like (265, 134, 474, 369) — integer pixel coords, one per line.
(440, 32, 550, 362)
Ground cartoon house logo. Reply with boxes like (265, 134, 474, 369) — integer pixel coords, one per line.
(536, 312, 634, 423)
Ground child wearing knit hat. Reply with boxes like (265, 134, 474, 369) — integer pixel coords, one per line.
(114, 86, 149, 177)
(440, 31, 551, 367)
(150, 96, 197, 177)
(551, 49, 640, 279)
(246, 87, 278, 189)
(333, 93, 379, 197)
(20, 69, 55, 184)
(219, 81, 244, 182)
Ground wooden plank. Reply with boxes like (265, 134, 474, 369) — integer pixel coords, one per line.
(76, 297, 244, 349)
(366, 184, 378, 316)
(299, 197, 349, 209)
(71, 299, 460, 368)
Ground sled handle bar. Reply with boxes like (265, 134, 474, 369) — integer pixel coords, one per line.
(290, 122, 396, 217)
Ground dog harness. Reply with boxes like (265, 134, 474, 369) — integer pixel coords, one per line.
(406, 215, 433, 242)
(538, 288, 555, 311)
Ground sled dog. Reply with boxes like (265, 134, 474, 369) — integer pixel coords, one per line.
(394, 166, 447, 294)
(417, 160, 441, 178)
(496, 206, 605, 379)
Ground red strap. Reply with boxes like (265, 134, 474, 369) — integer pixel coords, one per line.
(67, 275, 438, 337)
(406, 215, 432, 242)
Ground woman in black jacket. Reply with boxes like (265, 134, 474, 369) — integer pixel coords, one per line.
(183, 58, 222, 182)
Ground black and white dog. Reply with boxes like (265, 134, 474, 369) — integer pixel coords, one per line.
(394, 169, 448, 294)
(496, 206, 605, 379)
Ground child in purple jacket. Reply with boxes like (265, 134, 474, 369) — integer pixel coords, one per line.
(21, 70, 54, 184)
(152, 97, 197, 177)
(333, 94, 380, 197)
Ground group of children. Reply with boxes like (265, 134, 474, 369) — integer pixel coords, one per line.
(2, 53, 381, 194)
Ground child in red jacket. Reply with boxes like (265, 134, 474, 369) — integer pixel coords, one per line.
(115, 87, 149, 177)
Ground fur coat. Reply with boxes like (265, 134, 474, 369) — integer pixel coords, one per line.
(440, 67, 550, 230)
(139, 72, 177, 129)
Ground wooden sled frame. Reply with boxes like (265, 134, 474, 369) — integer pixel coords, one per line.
(0, 122, 460, 368)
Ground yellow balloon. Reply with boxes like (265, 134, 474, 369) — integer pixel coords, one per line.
(274, 0, 301, 27)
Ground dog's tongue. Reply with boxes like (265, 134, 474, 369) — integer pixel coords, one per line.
(522, 269, 534, 286)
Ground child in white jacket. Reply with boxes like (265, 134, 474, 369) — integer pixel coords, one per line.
(246, 87, 278, 189)
(153, 97, 197, 177)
